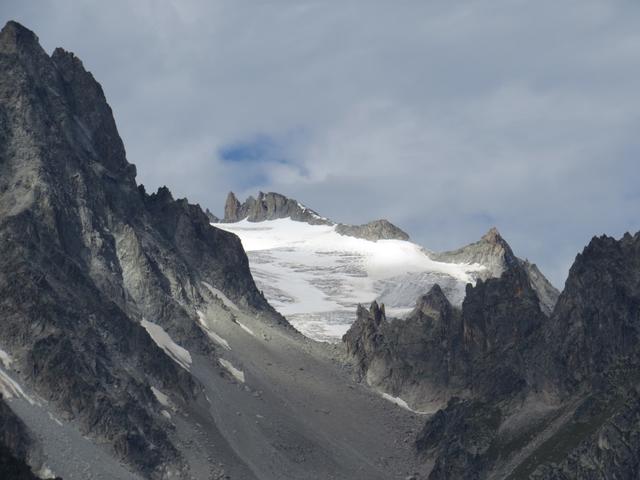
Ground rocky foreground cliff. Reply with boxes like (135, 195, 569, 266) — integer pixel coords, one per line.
(0, 20, 287, 479)
(344, 230, 640, 479)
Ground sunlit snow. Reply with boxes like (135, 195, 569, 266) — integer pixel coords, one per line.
(214, 218, 486, 342)
(151, 386, 172, 409)
(237, 321, 256, 337)
(219, 359, 245, 383)
(202, 281, 240, 311)
(0, 348, 13, 369)
(141, 319, 192, 371)
(0, 368, 36, 405)
(196, 310, 232, 350)
(380, 392, 430, 415)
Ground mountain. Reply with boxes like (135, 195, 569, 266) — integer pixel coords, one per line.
(343, 230, 640, 479)
(214, 194, 558, 341)
(0, 19, 288, 478)
(0, 21, 443, 480)
(4, 19, 639, 480)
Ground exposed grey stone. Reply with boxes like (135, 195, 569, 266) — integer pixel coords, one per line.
(204, 208, 219, 223)
(433, 227, 560, 315)
(335, 219, 410, 241)
(222, 191, 331, 225)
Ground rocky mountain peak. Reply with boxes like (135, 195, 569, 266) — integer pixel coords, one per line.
(223, 191, 242, 221)
(546, 230, 640, 390)
(0, 21, 285, 477)
(220, 190, 412, 241)
(432, 227, 518, 277)
(368, 300, 386, 323)
(0, 21, 42, 54)
(481, 226, 503, 244)
(432, 227, 559, 315)
(414, 284, 452, 318)
(221, 191, 330, 225)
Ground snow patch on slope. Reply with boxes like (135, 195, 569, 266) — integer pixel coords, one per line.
(37, 465, 57, 479)
(0, 368, 36, 405)
(380, 392, 430, 415)
(237, 321, 255, 337)
(196, 310, 231, 350)
(141, 319, 192, 371)
(219, 359, 245, 383)
(0, 348, 13, 369)
(151, 387, 172, 409)
(201, 281, 239, 311)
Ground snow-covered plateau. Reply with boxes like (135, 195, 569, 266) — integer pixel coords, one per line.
(213, 218, 487, 342)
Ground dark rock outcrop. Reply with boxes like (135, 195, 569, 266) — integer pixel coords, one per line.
(545, 232, 640, 390)
(343, 287, 466, 410)
(343, 259, 546, 412)
(0, 20, 283, 478)
(0, 395, 60, 479)
(416, 397, 501, 480)
(0, 396, 34, 474)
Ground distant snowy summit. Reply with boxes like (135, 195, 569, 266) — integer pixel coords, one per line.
(222, 191, 409, 241)
(212, 192, 558, 342)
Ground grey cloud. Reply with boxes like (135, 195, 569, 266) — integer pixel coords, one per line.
(3, 0, 640, 286)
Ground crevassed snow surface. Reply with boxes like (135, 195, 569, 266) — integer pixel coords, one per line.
(141, 319, 192, 371)
(214, 218, 486, 342)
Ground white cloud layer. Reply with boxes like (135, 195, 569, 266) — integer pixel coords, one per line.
(4, 0, 640, 286)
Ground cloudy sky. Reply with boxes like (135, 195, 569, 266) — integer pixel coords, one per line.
(4, 1, 640, 286)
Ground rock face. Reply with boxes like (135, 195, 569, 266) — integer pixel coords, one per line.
(343, 287, 466, 410)
(343, 260, 545, 412)
(222, 191, 330, 224)
(221, 191, 412, 241)
(0, 21, 283, 478)
(434, 227, 560, 315)
(345, 230, 640, 479)
(433, 227, 518, 277)
(335, 219, 410, 241)
(204, 207, 219, 223)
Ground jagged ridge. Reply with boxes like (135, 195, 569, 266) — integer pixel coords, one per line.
(220, 191, 411, 241)
(0, 20, 283, 478)
(343, 230, 640, 479)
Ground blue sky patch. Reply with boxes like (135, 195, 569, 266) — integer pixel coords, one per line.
(220, 135, 283, 164)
